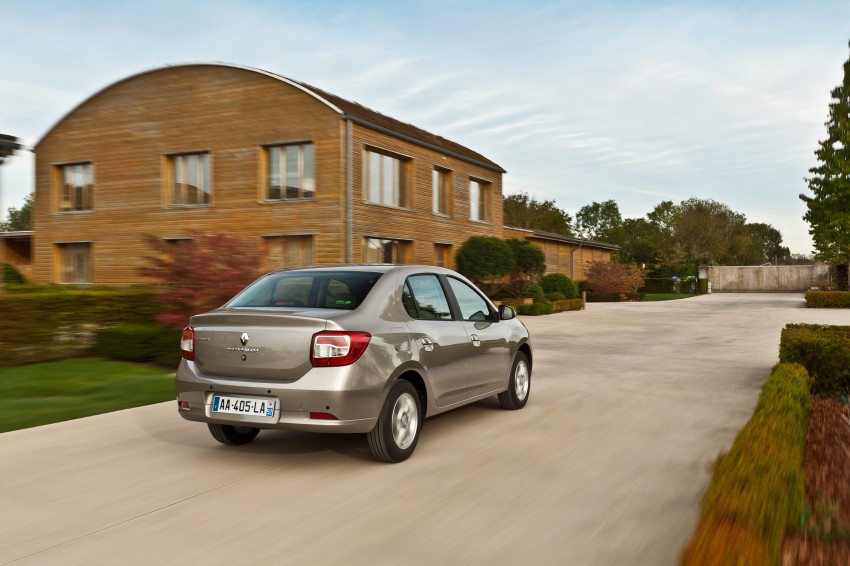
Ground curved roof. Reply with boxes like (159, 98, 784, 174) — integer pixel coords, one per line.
(36, 62, 505, 173)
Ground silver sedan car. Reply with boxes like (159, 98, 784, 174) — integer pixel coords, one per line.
(176, 265, 532, 462)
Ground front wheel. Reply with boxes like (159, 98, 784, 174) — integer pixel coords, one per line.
(367, 380, 422, 463)
(208, 423, 260, 445)
(498, 352, 531, 410)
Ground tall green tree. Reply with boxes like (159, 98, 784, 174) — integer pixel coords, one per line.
(574, 200, 622, 242)
(503, 191, 573, 236)
(1, 193, 33, 231)
(801, 42, 850, 274)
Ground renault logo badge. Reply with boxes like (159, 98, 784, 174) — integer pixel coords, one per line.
(240, 332, 249, 346)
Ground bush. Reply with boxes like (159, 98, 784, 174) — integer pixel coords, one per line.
(516, 302, 554, 316)
(539, 273, 578, 299)
(805, 290, 850, 308)
(504, 239, 546, 298)
(529, 283, 547, 303)
(455, 236, 516, 296)
(585, 260, 647, 296)
(3, 263, 24, 284)
(545, 292, 566, 302)
(698, 279, 708, 294)
(681, 363, 810, 565)
(779, 324, 850, 396)
(92, 324, 183, 367)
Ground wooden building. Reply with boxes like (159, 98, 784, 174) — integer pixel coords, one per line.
(503, 227, 617, 281)
(29, 63, 613, 285)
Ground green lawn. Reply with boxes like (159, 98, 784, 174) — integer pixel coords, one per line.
(0, 358, 175, 433)
(642, 293, 697, 301)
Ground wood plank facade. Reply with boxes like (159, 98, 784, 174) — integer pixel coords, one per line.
(29, 63, 612, 286)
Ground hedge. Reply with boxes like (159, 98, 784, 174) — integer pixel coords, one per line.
(681, 363, 810, 565)
(586, 293, 643, 302)
(545, 292, 566, 302)
(805, 290, 850, 308)
(3, 263, 24, 284)
(0, 287, 159, 366)
(92, 324, 182, 367)
(641, 278, 676, 294)
(516, 299, 582, 316)
(517, 302, 553, 316)
(779, 324, 850, 396)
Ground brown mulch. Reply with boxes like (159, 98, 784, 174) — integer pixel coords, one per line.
(783, 399, 850, 565)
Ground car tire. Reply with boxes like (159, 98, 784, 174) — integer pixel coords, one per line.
(208, 423, 260, 445)
(498, 352, 531, 410)
(367, 380, 422, 463)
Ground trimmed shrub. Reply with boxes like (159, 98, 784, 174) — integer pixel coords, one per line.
(539, 273, 578, 299)
(681, 363, 810, 565)
(698, 279, 708, 294)
(92, 324, 183, 367)
(528, 283, 547, 303)
(779, 324, 850, 396)
(545, 292, 566, 302)
(517, 302, 554, 316)
(805, 290, 850, 308)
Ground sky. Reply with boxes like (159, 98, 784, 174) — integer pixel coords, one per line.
(1, 0, 848, 254)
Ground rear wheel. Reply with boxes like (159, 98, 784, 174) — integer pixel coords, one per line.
(208, 423, 260, 445)
(498, 352, 531, 410)
(367, 380, 422, 463)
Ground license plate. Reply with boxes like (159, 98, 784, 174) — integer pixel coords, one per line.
(212, 395, 276, 418)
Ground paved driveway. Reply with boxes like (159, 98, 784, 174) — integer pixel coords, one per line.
(1, 294, 847, 565)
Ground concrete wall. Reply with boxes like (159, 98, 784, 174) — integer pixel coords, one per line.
(707, 264, 829, 292)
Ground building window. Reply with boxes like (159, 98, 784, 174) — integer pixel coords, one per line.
(434, 243, 451, 267)
(365, 150, 409, 207)
(267, 143, 314, 200)
(169, 152, 210, 206)
(57, 243, 92, 284)
(58, 163, 93, 212)
(264, 235, 314, 271)
(469, 179, 491, 222)
(365, 237, 409, 264)
(432, 167, 451, 215)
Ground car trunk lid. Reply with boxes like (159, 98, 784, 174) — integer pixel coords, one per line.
(189, 309, 334, 380)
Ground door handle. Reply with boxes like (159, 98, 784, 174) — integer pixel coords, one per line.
(470, 334, 480, 347)
(421, 337, 435, 352)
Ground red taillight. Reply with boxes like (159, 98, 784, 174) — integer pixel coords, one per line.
(180, 327, 195, 360)
(310, 331, 371, 367)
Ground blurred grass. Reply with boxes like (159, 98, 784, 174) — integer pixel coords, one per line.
(643, 293, 696, 301)
(0, 358, 175, 433)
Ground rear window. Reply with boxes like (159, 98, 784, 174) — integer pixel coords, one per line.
(226, 271, 383, 310)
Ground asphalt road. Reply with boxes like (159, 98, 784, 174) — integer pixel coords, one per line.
(2, 294, 848, 566)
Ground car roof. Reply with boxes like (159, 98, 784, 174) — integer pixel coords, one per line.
(267, 264, 446, 276)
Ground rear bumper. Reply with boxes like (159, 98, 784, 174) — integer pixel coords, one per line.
(175, 359, 386, 434)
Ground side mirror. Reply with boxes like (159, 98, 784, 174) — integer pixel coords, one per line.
(499, 304, 516, 321)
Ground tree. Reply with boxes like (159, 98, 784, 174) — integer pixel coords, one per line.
(801, 42, 850, 279)
(139, 232, 261, 328)
(504, 239, 546, 297)
(503, 191, 573, 236)
(574, 200, 622, 243)
(584, 260, 645, 296)
(454, 236, 515, 295)
(1, 193, 33, 231)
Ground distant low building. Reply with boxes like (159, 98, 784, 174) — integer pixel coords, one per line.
(23, 62, 614, 285)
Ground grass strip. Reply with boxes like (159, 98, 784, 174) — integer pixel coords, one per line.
(0, 358, 175, 433)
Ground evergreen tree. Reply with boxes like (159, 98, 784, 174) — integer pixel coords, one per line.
(801, 42, 850, 276)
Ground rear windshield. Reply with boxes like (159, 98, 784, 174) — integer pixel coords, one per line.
(226, 271, 383, 310)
